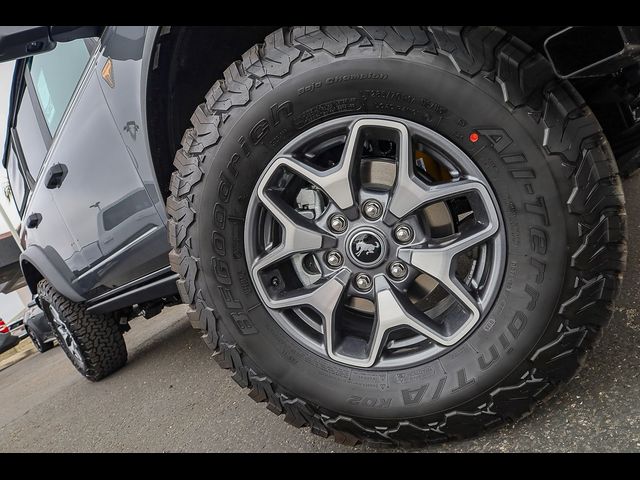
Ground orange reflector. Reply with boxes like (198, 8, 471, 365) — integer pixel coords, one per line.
(101, 58, 115, 88)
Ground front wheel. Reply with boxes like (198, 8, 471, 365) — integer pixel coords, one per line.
(37, 279, 127, 381)
(168, 26, 626, 446)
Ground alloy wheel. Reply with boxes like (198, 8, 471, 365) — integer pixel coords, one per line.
(245, 116, 505, 369)
(50, 306, 86, 368)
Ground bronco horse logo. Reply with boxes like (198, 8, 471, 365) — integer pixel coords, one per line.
(354, 239, 380, 258)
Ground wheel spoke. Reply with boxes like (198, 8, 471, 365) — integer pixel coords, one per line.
(383, 119, 428, 221)
(368, 279, 414, 365)
(50, 310, 64, 329)
(262, 117, 444, 217)
(266, 155, 357, 213)
(261, 117, 368, 216)
(260, 269, 350, 359)
(389, 178, 493, 221)
(263, 268, 348, 308)
(49, 307, 84, 365)
(374, 277, 462, 351)
(347, 276, 466, 368)
(380, 118, 497, 222)
(388, 163, 495, 224)
(398, 222, 498, 325)
(252, 189, 336, 274)
(68, 340, 80, 358)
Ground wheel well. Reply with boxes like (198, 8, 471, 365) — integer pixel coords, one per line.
(146, 26, 281, 200)
(21, 260, 43, 295)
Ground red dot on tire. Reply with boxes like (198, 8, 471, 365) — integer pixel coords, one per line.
(469, 132, 479, 143)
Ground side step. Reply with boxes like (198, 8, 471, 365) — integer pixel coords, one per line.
(86, 273, 179, 314)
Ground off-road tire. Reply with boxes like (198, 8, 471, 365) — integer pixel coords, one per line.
(167, 26, 626, 447)
(37, 279, 127, 381)
(26, 325, 54, 353)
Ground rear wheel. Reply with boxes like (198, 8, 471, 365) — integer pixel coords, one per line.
(168, 26, 626, 446)
(37, 279, 127, 381)
(26, 326, 53, 353)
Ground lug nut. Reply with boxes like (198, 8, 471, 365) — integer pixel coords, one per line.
(328, 214, 348, 233)
(393, 224, 414, 244)
(388, 261, 408, 280)
(325, 250, 344, 268)
(362, 199, 383, 220)
(354, 273, 373, 291)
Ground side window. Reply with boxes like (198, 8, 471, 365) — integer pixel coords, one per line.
(6, 146, 28, 216)
(15, 89, 49, 182)
(29, 39, 91, 136)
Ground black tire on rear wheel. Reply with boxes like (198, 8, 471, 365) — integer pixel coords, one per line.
(26, 326, 53, 353)
(167, 26, 627, 447)
(37, 279, 127, 381)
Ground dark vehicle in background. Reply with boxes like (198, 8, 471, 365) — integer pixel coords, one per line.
(0, 25, 635, 446)
(23, 299, 55, 352)
(0, 320, 19, 354)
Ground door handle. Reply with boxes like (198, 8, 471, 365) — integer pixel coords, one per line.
(26, 213, 42, 229)
(45, 163, 68, 189)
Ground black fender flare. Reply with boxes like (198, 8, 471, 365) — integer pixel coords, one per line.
(20, 246, 85, 303)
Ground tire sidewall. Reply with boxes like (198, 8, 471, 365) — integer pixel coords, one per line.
(194, 53, 573, 420)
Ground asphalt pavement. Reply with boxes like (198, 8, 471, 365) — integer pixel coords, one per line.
(1, 178, 639, 452)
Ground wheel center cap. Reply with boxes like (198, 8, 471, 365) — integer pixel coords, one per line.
(347, 229, 386, 268)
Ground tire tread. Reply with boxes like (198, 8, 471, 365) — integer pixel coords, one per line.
(166, 26, 626, 447)
(37, 279, 127, 381)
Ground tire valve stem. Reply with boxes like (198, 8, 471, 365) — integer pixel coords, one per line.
(270, 277, 280, 287)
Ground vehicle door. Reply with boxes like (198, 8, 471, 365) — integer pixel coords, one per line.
(7, 61, 82, 292)
(26, 37, 167, 298)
